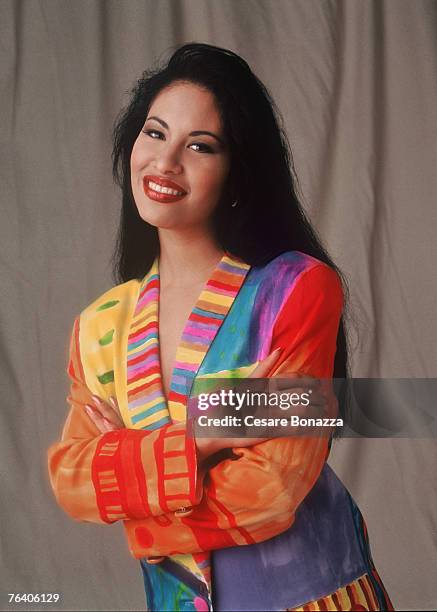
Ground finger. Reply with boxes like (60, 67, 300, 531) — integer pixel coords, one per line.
(102, 416, 118, 431)
(108, 396, 122, 419)
(249, 348, 283, 378)
(93, 399, 121, 426)
(313, 381, 338, 417)
(265, 385, 326, 406)
(231, 437, 269, 448)
(86, 405, 119, 432)
(268, 376, 321, 391)
(326, 394, 339, 418)
(288, 388, 326, 405)
(265, 403, 326, 421)
(261, 392, 329, 421)
(85, 405, 109, 433)
(266, 376, 320, 402)
(92, 395, 123, 427)
(319, 379, 337, 402)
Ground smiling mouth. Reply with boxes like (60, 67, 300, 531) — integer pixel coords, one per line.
(143, 175, 187, 203)
(148, 180, 184, 195)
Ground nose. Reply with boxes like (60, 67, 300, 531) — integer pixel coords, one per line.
(154, 143, 183, 175)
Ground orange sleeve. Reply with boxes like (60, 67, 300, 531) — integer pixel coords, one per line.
(122, 264, 344, 557)
(47, 318, 202, 524)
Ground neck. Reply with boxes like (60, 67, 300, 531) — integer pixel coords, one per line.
(158, 227, 225, 288)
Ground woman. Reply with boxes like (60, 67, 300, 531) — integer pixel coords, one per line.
(48, 43, 393, 611)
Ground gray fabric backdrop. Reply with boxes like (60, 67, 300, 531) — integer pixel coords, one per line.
(1, 0, 436, 610)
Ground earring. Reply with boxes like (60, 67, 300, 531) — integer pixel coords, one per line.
(231, 199, 238, 208)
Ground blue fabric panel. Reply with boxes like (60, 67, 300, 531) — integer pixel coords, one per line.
(211, 464, 369, 611)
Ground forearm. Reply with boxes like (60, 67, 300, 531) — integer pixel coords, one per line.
(48, 407, 203, 524)
(125, 435, 329, 557)
(126, 494, 295, 558)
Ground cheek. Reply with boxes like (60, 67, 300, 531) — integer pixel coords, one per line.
(195, 160, 230, 198)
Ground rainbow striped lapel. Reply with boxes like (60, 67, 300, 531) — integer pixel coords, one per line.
(125, 253, 251, 429)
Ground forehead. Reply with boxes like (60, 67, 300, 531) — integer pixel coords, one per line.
(148, 81, 223, 132)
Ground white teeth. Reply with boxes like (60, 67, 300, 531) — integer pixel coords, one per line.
(148, 180, 183, 196)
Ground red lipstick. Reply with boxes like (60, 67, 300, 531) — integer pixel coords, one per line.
(143, 175, 187, 203)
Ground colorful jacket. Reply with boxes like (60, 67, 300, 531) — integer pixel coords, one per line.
(48, 251, 393, 611)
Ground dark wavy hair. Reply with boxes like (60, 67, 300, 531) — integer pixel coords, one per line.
(112, 42, 350, 429)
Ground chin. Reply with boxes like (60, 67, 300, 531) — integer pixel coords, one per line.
(136, 208, 184, 230)
(136, 202, 210, 231)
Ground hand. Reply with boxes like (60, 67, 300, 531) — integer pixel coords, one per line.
(84, 395, 124, 433)
(194, 349, 283, 460)
(244, 348, 338, 424)
(194, 349, 338, 462)
(264, 373, 336, 419)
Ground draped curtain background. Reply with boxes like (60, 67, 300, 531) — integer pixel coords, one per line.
(1, 1, 436, 610)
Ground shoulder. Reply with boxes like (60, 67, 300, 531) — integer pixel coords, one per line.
(250, 250, 342, 297)
(269, 253, 344, 344)
(246, 251, 343, 334)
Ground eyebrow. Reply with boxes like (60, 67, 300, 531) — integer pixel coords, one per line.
(146, 115, 225, 145)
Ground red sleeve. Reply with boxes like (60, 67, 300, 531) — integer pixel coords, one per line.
(268, 263, 343, 378)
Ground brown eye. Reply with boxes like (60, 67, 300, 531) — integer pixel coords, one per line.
(189, 142, 214, 153)
(142, 129, 165, 140)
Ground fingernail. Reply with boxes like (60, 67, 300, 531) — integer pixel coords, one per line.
(270, 347, 283, 356)
(103, 417, 114, 430)
(91, 394, 101, 403)
(85, 405, 94, 414)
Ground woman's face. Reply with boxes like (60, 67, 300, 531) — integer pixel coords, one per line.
(130, 81, 230, 231)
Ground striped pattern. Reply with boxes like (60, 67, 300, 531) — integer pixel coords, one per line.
(349, 499, 395, 611)
(126, 260, 170, 430)
(155, 424, 198, 512)
(166, 255, 250, 423)
(91, 422, 200, 523)
(92, 434, 130, 522)
(125, 254, 250, 430)
(125, 253, 250, 587)
(289, 572, 383, 611)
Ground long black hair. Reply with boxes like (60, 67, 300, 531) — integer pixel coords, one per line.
(112, 43, 350, 425)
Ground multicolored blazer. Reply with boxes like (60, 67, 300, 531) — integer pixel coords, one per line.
(48, 251, 393, 611)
